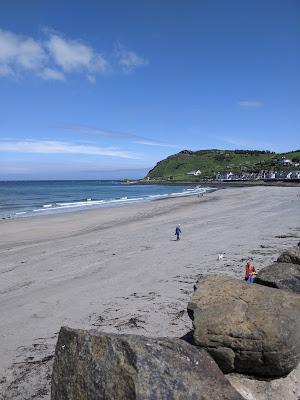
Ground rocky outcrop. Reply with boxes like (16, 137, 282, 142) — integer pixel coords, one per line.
(277, 246, 300, 265)
(256, 246, 300, 293)
(187, 275, 300, 377)
(256, 262, 300, 293)
(51, 326, 243, 400)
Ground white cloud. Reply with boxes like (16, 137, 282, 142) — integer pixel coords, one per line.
(46, 34, 108, 74)
(133, 139, 178, 148)
(0, 140, 141, 159)
(87, 74, 96, 84)
(239, 101, 264, 108)
(218, 135, 271, 149)
(39, 67, 65, 80)
(0, 28, 148, 81)
(0, 29, 46, 75)
(60, 124, 178, 148)
(115, 45, 148, 72)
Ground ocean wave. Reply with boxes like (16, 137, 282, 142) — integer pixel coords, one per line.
(14, 185, 212, 217)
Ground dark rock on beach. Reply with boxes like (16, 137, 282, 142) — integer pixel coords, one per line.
(277, 246, 300, 265)
(256, 246, 300, 293)
(51, 326, 243, 400)
(187, 275, 300, 377)
(256, 262, 300, 293)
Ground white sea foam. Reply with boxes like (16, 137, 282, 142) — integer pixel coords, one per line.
(33, 196, 148, 212)
(54, 188, 205, 210)
(21, 185, 212, 216)
(149, 194, 169, 198)
(2, 182, 214, 220)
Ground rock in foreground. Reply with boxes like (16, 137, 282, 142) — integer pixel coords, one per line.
(51, 326, 243, 400)
(277, 246, 300, 265)
(256, 262, 300, 293)
(187, 275, 300, 377)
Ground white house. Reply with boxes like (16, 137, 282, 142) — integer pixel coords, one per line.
(186, 170, 201, 176)
(275, 171, 288, 179)
(278, 157, 293, 165)
(287, 171, 300, 179)
(216, 172, 243, 180)
(265, 171, 276, 179)
(216, 172, 232, 180)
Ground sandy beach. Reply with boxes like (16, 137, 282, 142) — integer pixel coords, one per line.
(1, 186, 300, 399)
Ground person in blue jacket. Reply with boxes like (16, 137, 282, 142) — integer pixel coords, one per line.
(175, 224, 182, 240)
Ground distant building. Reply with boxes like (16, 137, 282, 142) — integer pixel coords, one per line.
(216, 172, 231, 180)
(265, 171, 276, 179)
(275, 171, 287, 179)
(277, 157, 293, 165)
(216, 172, 243, 181)
(186, 170, 201, 176)
(216, 169, 300, 181)
(287, 171, 300, 179)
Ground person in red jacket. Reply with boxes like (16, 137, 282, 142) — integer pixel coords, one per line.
(245, 261, 256, 283)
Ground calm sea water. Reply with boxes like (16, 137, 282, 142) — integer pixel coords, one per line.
(0, 181, 213, 219)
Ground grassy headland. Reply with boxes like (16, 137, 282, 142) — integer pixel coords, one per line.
(144, 149, 300, 181)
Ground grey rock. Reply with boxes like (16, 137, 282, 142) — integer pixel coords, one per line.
(51, 326, 243, 400)
(187, 275, 300, 377)
(278, 246, 300, 265)
(256, 262, 300, 293)
(228, 362, 300, 400)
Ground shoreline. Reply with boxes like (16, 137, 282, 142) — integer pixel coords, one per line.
(2, 179, 299, 221)
(132, 179, 300, 187)
(1, 186, 300, 398)
(0, 184, 215, 221)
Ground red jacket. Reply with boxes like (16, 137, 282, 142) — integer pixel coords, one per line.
(245, 263, 255, 279)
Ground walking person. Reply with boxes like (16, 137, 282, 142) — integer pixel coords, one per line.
(175, 224, 182, 241)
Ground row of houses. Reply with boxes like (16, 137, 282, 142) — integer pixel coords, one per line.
(216, 170, 300, 181)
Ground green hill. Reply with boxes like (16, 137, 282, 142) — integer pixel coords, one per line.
(145, 149, 300, 181)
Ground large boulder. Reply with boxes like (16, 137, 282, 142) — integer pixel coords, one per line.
(51, 326, 243, 400)
(187, 275, 300, 377)
(277, 246, 300, 265)
(256, 262, 300, 293)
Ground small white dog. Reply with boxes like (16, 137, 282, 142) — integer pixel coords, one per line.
(217, 254, 224, 261)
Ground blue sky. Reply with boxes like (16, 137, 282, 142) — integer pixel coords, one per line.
(0, 0, 299, 179)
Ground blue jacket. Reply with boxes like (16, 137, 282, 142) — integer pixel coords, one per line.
(175, 226, 181, 234)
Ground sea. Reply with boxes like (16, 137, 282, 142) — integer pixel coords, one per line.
(0, 180, 214, 219)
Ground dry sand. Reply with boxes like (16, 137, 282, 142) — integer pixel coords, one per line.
(0, 186, 300, 399)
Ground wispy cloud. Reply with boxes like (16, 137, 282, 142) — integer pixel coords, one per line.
(0, 158, 150, 179)
(133, 139, 176, 147)
(60, 124, 179, 148)
(239, 100, 264, 108)
(0, 139, 141, 159)
(0, 28, 148, 82)
(218, 135, 271, 149)
(115, 44, 148, 72)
